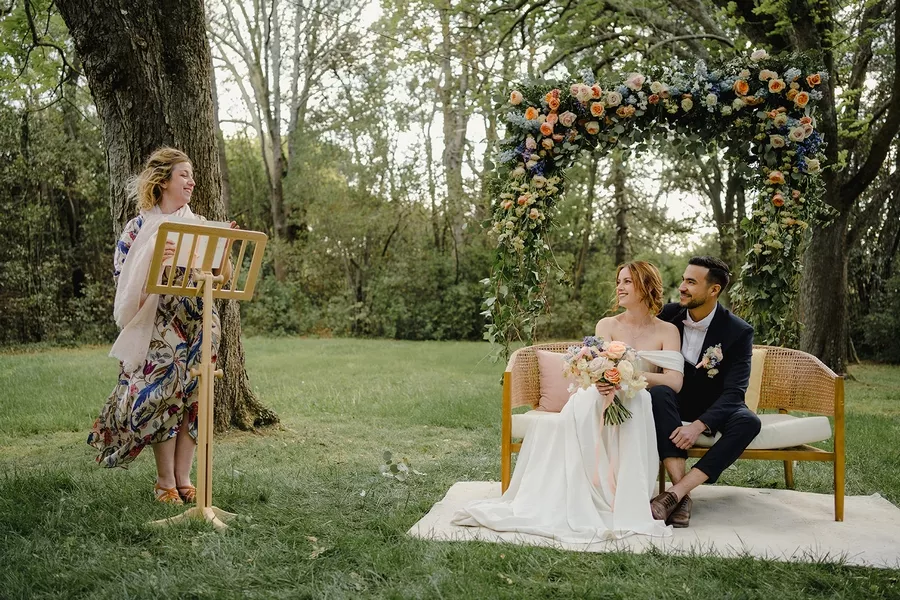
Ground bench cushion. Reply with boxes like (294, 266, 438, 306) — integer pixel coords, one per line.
(691, 413, 832, 450)
(514, 411, 832, 451)
(512, 409, 559, 439)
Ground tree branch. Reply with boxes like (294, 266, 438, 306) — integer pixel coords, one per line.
(646, 33, 735, 55)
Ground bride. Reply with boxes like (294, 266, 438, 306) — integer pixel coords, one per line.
(453, 261, 684, 542)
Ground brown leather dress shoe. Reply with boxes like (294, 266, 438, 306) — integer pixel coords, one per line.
(666, 495, 692, 528)
(650, 491, 679, 521)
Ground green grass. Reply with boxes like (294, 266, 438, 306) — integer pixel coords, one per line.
(1, 339, 899, 599)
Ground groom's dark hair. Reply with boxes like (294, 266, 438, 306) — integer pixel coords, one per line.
(689, 256, 731, 290)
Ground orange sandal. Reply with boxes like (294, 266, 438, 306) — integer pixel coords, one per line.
(154, 483, 184, 505)
(177, 485, 196, 504)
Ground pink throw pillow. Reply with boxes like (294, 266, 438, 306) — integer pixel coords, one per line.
(536, 349, 577, 412)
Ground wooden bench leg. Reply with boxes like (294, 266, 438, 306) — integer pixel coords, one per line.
(835, 457, 845, 522)
(658, 462, 666, 495)
(783, 460, 794, 488)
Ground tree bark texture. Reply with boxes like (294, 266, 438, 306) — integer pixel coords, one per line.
(55, 0, 278, 430)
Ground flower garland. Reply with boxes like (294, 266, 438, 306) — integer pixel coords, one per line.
(485, 51, 830, 356)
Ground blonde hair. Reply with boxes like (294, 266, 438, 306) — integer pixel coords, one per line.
(613, 261, 664, 316)
(128, 147, 192, 212)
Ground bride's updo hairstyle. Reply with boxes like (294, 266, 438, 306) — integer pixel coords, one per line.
(613, 260, 664, 315)
(127, 147, 192, 212)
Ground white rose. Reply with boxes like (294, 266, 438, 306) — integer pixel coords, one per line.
(732, 98, 746, 110)
(705, 93, 718, 106)
(806, 158, 821, 173)
(750, 49, 769, 62)
(606, 91, 622, 107)
(681, 97, 694, 111)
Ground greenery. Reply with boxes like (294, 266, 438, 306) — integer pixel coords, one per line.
(486, 53, 831, 357)
(1, 339, 899, 598)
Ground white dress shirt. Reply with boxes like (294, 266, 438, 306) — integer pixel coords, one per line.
(681, 304, 717, 365)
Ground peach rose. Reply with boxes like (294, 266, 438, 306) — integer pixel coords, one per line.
(517, 194, 529, 205)
(510, 91, 524, 105)
(759, 69, 778, 81)
(792, 189, 801, 199)
(795, 91, 810, 107)
(806, 73, 821, 87)
(559, 111, 577, 127)
(772, 193, 785, 207)
(605, 341, 628, 360)
(768, 170, 786, 185)
(548, 96, 561, 111)
(590, 102, 605, 117)
(768, 79, 786, 93)
(733, 79, 749, 96)
(585, 121, 600, 135)
(799, 116, 813, 125)
(803, 124, 814, 137)
(501, 199, 513, 210)
(789, 126, 806, 142)
(539, 121, 554, 136)
(604, 368, 622, 385)
(541, 138, 554, 150)
(552, 133, 564, 142)
(786, 89, 799, 102)
(546, 112, 559, 125)
(591, 84, 603, 99)
(529, 208, 541, 220)
(524, 106, 539, 120)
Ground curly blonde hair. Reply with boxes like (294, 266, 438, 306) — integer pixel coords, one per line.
(613, 260, 664, 315)
(128, 147, 192, 212)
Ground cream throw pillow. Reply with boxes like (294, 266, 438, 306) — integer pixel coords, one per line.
(536, 349, 577, 412)
(744, 347, 767, 412)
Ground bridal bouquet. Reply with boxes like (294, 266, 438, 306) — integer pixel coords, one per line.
(562, 336, 648, 426)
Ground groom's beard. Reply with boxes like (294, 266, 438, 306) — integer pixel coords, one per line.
(679, 295, 706, 309)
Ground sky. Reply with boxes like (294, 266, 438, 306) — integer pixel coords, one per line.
(212, 0, 717, 252)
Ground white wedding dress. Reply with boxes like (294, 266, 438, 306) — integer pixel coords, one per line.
(452, 350, 685, 543)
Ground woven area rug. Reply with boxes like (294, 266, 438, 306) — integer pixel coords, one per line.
(407, 482, 900, 569)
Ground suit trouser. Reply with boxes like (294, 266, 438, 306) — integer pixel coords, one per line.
(649, 385, 761, 484)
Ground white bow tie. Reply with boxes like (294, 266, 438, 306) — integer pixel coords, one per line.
(683, 320, 708, 332)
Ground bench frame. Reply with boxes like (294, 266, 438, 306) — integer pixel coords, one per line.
(501, 343, 845, 521)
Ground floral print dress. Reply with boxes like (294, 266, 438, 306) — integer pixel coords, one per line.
(87, 215, 221, 467)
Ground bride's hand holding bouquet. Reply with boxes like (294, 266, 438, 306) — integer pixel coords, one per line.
(562, 336, 648, 425)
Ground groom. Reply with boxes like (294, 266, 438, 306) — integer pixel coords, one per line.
(649, 256, 761, 527)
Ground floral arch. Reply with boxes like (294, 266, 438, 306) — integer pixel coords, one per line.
(484, 51, 830, 357)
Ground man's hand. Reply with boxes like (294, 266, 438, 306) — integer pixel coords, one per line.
(670, 420, 707, 450)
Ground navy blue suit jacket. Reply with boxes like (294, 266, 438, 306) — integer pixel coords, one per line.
(657, 302, 754, 434)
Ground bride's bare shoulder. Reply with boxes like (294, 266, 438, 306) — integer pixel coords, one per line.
(595, 315, 618, 334)
(655, 319, 679, 334)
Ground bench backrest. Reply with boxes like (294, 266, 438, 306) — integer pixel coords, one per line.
(507, 342, 841, 416)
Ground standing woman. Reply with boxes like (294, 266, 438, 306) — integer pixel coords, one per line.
(88, 147, 233, 504)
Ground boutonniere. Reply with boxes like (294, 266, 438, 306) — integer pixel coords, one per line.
(697, 343, 723, 378)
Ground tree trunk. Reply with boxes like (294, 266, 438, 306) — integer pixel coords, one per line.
(55, 0, 278, 431)
(572, 152, 599, 298)
(799, 208, 850, 374)
(612, 152, 629, 266)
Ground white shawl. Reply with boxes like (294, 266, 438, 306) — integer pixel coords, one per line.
(110, 204, 198, 373)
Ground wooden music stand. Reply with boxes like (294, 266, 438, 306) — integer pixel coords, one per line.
(145, 221, 266, 530)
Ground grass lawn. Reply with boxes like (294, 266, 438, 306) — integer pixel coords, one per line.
(1, 338, 899, 598)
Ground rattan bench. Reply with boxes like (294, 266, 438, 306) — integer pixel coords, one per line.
(501, 343, 845, 521)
